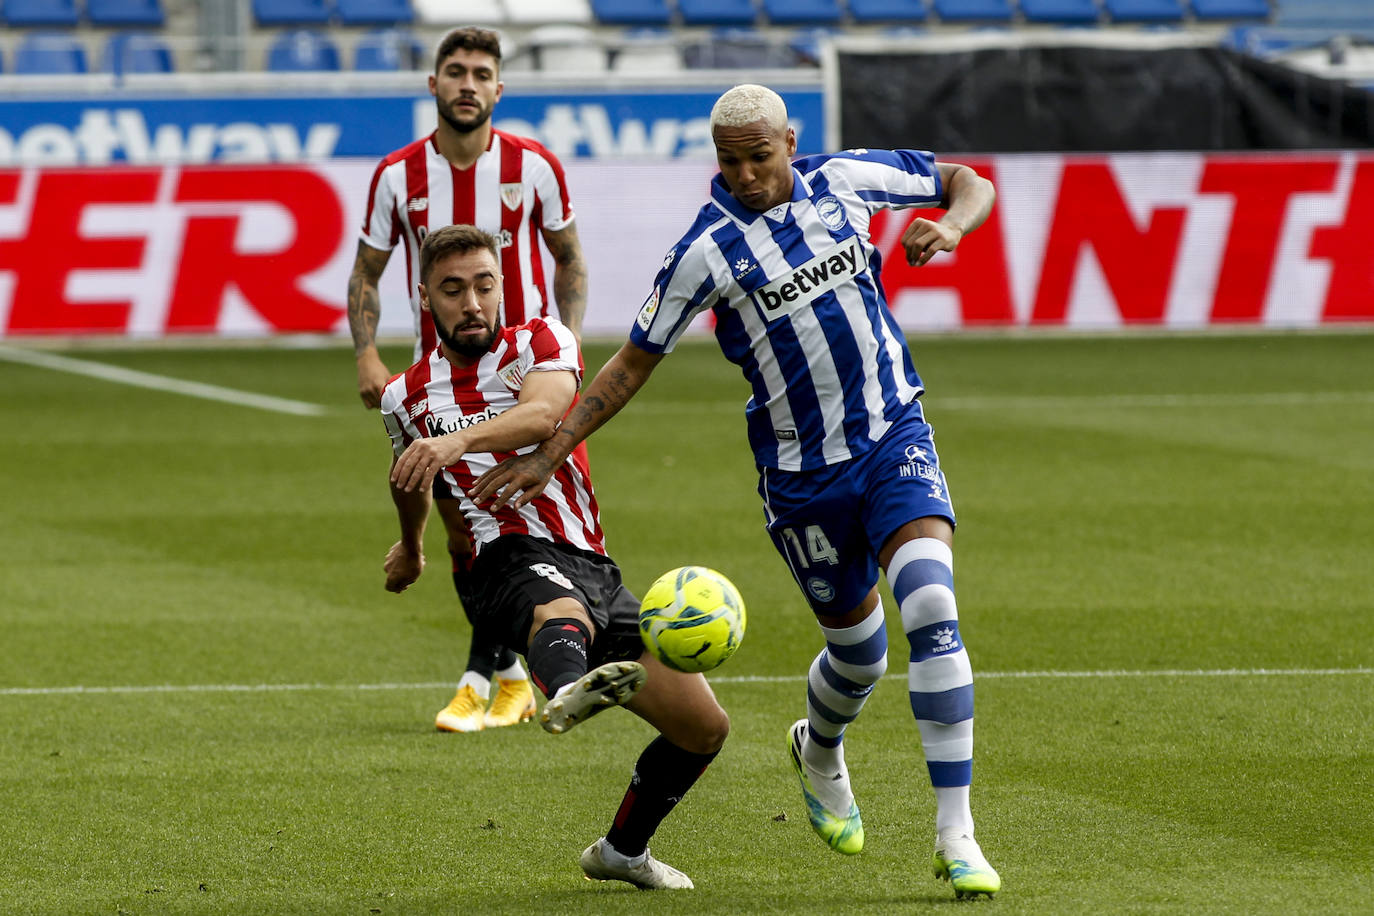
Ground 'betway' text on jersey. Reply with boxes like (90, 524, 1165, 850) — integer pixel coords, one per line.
(630, 149, 944, 471)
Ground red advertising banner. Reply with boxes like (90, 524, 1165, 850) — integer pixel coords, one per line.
(0, 152, 1369, 339)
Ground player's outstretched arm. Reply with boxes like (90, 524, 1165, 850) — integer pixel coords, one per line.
(390, 369, 578, 495)
(900, 162, 996, 267)
(385, 457, 431, 593)
(470, 341, 665, 510)
(542, 223, 588, 345)
(349, 241, 395, 408)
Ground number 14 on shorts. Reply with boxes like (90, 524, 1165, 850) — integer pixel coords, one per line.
(780, 525, 839, 568)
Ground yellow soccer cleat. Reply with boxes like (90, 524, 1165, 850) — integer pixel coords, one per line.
(483, 677, 536, 728)
(787, 719, 864, 855)
(933, 833, 1001, 899)
(435, 685, 487, 733)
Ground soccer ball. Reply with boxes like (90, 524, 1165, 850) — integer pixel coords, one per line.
(638, 566, 747, 673)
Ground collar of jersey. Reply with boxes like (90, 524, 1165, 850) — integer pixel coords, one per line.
(710, 167, 811, 225)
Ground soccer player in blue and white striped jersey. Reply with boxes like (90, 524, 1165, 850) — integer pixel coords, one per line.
(471, 84, 1000, 898)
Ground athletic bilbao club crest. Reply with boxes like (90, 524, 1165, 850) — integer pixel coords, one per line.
(500, 182, 523, 211)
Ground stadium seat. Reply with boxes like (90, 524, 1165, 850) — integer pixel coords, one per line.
(336, 0, 413, 25)
(267, 30, 341, 70)
(762, 0, 842, 24)
(590, 0, 672, 24)
(1102, 0, 1185, 20)
(354, 28, 424, 69)
(252, 0, 332, 26)
(684, 27, 801, 67)
(413, 0, 505, 23)
(3, 0, 80, 27)
(848, 0, 930, 22)
(611, 27, 683, 70)
(102, 32, 174, 73)
(931, 0, 1014, 20)
(790, 26, 839, 64)
(1190, 0, 1269, 20)
(87, 0, 166, 27)
(678, 0, 759, 26)
(525, 24, 607, 69)
(1021, 0, 1101, 21)
(504, 0, 594, 23)
(14, 33, 88, 74)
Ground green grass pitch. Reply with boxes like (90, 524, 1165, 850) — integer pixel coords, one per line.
(1, 331, 1371, 915)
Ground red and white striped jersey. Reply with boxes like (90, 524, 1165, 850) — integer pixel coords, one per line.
(379, 318, 605, 556)
(360, 129, 575, 357)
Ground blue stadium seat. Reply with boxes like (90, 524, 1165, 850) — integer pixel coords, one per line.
(102, 32, 174, 73)
(1021, 0, 1100, 21)
(267, 30, 341, 71)
(762, 0, 842, 24)
(678, 0, 758, 26)
(1102, 0, 1185, 20)
(3, 0, 80, 27)
(589, 0, 673, 24)
(684, 27, 800, 67)
(87, 0, 166, 27)
(354, 29, 424, 70)
(336, 0, 413, 25)
(848, 0, 930, 22)
(14, 33, 88, 74)
(931, 0, 1014, 20)
(253, 0, 332, 26)
(1190, 0, 1269, 20)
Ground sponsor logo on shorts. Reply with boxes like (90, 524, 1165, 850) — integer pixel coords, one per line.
(806, 577, 835, 603)
(530, 562, 573, 590)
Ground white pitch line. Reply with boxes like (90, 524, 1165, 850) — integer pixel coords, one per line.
(935, 391, 1374, 411)
(0, 344, 328, 417)
(1, 667, 1369, 697)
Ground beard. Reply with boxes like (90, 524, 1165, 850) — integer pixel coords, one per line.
(437, 97, 491, 135)
(433, 312, 497, 358)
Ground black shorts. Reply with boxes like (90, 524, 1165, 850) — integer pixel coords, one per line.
(469, 534, 645, 668)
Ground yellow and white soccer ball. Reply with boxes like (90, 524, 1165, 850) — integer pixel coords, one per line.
(638, 566, 747, 673)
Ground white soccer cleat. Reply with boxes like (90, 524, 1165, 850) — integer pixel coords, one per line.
(932, 832, 1001, 898)
(580, 837, 694, 890)
(540, 661, 646, 735)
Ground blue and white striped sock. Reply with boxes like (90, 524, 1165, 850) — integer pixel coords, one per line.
(892, 537, 975, 836)
(803, 603, 889, 774)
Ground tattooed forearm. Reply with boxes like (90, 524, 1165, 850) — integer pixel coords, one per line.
(347, 243, 391, 355)
(545, 225, 587, 335)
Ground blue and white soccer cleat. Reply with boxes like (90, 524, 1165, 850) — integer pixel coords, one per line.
(787, 718, 864, 855)
(933, 833, 1001, 898)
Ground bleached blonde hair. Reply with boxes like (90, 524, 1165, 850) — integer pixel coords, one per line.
(709, 84, 789, 131)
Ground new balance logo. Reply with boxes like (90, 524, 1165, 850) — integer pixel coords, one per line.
(406, 197, 428, 212)
(752, 236, 863, 316)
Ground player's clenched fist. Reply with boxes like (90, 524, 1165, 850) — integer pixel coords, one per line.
(900, 217, 964, 267)
(383, 540, 424, 593)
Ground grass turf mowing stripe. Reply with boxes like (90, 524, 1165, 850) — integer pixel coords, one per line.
(0, 343, 329, 416)
(3, 667, 1369, 695)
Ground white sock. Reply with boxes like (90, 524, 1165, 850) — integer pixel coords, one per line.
(457, 671, 491, 698)
(602, 838, 647, 867)
(495, 659, 527, 680)
(935, 785, 974, 838)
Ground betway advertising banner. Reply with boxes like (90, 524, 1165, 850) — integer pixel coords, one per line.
(0, 151, 1370, 340)
(0, 88, 825, 164)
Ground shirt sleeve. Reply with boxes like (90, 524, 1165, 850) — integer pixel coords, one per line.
(815, 149, 945, 212)
(379, 379, 416, 458)
(628, 237, 721, 355)
(530, 145, 575, 233)
(524, 318, 582, 382)
(359, 157, 400, 251)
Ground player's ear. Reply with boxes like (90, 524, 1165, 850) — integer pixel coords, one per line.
(494, 80, 504, 103)
(418, 282, 430, 312)
(785, 127, 797, 157)
(428, 73, 437, 97)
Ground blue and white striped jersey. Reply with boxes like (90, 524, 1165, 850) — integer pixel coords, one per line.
(629, 149, 945, 471)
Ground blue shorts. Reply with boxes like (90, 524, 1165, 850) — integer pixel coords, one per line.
(757, 403, 955, 616)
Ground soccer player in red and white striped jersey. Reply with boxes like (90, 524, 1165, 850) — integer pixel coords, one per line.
(350, 27, 587, 732)
(382, 227, 728, 891)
